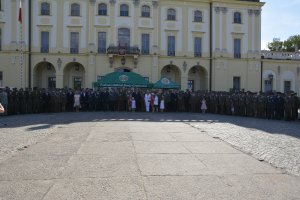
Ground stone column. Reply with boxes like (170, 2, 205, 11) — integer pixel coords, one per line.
(109, 0, 116, 44)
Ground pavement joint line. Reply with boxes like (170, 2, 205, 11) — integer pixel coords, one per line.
(41, 181, 55, 200)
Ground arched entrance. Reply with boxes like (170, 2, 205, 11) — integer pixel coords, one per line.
(161, 65, 181, 85)
(188, 66, 208, 91)
(33, 61, 56, 89)
(63, 62, 85, 90)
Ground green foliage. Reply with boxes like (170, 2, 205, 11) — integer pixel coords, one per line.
(267, 35, 300, 52)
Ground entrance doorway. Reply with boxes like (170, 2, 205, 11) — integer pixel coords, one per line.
(74, 77, 82, 90)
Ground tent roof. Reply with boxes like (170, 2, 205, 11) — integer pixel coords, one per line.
(94, 71, 149, 88)
(153, 77, 180, 89)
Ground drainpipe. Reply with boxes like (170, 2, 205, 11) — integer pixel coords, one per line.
(209, 2, 213, 91)
(28, 0, 32, 88)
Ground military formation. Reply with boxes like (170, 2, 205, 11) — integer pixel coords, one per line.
(0, 87, 299, 121)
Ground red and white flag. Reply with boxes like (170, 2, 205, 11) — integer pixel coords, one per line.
(18, 0, 22, 23)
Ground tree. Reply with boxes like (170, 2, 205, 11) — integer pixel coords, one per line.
(283, 35, 300, 52)
(267, 38, 283, 51)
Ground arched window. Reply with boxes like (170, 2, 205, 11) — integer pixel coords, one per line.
(118, 28, 130, 47)
(141, 5, 150, 17)
(167, 8, 176, 21)
(71, 3, 80, 16)
(98, 3, 107, 16)
(120, 4, 129, 16)
(234, 12, 242, 24)
(41, 2, 50, 15)
(194, 10, 202, 22)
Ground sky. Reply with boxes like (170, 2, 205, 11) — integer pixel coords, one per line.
(261, 0, 300, 50)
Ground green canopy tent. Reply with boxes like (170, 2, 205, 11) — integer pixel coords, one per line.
(93, 71, 149, 88)
(153, 77, 180, 89)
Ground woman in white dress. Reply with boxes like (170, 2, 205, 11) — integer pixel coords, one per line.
(201, 98, 207, 113)
(73, 91, 81, 112)
(160, 96, 165, 112)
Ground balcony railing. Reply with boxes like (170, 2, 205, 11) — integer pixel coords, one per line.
(98, 47, 106, 54)
(107, 45, 140, 55)
(168, 51, 175, 56)
(261, 50, 300, 60)
(194, 52, 202, 57)
(70, 48, 79, 54)
(40, 47, 49, 53)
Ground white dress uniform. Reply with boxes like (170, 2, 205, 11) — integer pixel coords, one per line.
(144, 93, 151, 112)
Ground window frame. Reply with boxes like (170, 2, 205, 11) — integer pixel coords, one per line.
(71, 3, 80, 17)
(167, 36, 176, 56)
(194, 37, 202, 57)
(167, 8, 176, 21)
(118, 28, 130, 47)
(0, 71, 3, 87)
(233, 76, 241, 91)
(194, 10, 202, 22)
(98, 32, 107, 54)
(41, 31, 49, 53)
(41, 2, 50, 16)
(70, 32, 79, 54)
(141, 33, 150, 55)
(233, 12, 242, 24)
(120, 4, 129, 17)
(234, 38, 241, 59)
(0, 28, 2, 51)
(141, 5, 150, 18)
(98, 3, 107, 16)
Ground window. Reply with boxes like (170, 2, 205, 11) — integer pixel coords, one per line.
(98, 3, 107, 16)
(74, 77, 82, 90)
(194, 37, 202, 57)
(234, 38, 241, 58)
(48, 77, 56, 89)
(234, 12, 241, 24)
(118, 28, 130, 47)
(194, 10, 202, 22)
(141, 5, 150, 17)
(167, 9, 176, 21)
(41, 31, 49, 53)
(284, 81, 291, 93)
(41, 2, 50, 15)
(120, 4, 129, 16)
(70, 32, 79, 54)
(0, 71, 3, 87)
(98, 32, 106, 54)
(233, 77, 241, 91)
(71, 3, 80, 16)
(0, 29, 2, 51)
(167, 36, 175, 56)
(141, 34, 150, 55)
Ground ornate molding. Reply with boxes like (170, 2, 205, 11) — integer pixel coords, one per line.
(89, 0, 96, 6)
(152, 1, 159, 8)
(221, 7, 227, 14)
(248, 9, 254, 16)
(109, 0, 116, 5)
(254, 10, 261, 16)
(214, 7, 220, 14)
(133, 0, 140, 7)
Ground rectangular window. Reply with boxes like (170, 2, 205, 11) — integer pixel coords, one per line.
(233, 77, 241, 91)
(234, 39, 241, 58)
(41, 31, 49, 53)
(98, 32, 106, 54)
(284, 81, 291, 94)
(70, 32, 79, 54)
(141, 34, 150, 55)
(48, 77, 56, 89)
(167, 36, 175, 56)
(0, 71, 3, 87)
(194, 37, 202, 57)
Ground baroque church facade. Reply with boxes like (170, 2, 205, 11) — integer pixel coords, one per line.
(0, 0, 299, 94)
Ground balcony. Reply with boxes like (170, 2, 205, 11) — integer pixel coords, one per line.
(107, 45, 140, 55)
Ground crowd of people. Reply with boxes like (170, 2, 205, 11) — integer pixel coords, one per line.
(0, 87, 299, 121)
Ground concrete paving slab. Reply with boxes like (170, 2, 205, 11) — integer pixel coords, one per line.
(196, 154, 282, 175)
(61, 155, 139, 178)
(137, 154, 206, 176)
(168, 132, 218, 142)
(86, 131, 131, 142)
(78, 141, 135, 156)
(182, 141, 242, 154)
(130, 132, 176, 142)
(0, 180, 54, 200)
(43, 177, 146, 200)
(134, 141, 190, 154)
(0, 155, 69, 181)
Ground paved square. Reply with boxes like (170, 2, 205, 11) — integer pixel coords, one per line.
(0, 112, 300, 199)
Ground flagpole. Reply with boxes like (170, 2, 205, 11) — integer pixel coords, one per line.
(19, 0, 23, 89)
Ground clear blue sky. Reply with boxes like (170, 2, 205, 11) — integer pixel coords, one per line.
(261, 0, 300, 50)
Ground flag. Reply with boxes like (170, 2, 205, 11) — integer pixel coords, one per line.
(18, 0, 22, 23)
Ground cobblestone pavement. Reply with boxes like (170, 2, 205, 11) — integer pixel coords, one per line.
(0, 112, 300, 200)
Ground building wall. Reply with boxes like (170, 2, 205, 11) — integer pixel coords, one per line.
(2, 0, 289, 93)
